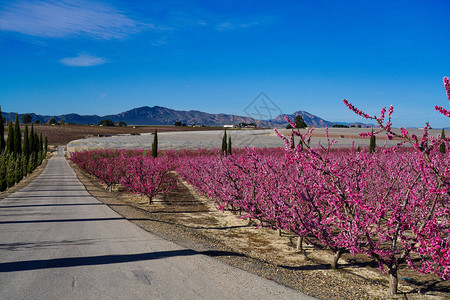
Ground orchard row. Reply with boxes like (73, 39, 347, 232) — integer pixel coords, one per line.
(70, 77, 450, 295)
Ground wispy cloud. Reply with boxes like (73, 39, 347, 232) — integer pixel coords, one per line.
(216, 21, 260, 31)
(60, 54, 107, 67)
(0, 0, 142, 39)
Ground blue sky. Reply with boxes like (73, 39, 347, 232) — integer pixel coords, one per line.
(0, 0, 449, 127)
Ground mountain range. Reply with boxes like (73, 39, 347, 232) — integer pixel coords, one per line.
(2, 105, 337, 128)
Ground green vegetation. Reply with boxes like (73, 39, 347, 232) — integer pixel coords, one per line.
(174, 121, 187, 126)
(98, 119, 114, 126)
(0, 110, 48, 192)
(440, 128, 446, 154)
(0, 106, 4, 152)
(151, 129, 158, 158)
(22, 113, 32, 124)
(227, 135, 232, 155)
(332, 124, 349, 128)
(286, 115, 307, 129)
(221, 130, 227, 155)
(369, 130, 376, 154)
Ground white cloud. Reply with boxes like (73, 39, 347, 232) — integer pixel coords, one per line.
(60, 54, 107, 67)
(0, 0, 141, 39)
(216, 21, 260, 31)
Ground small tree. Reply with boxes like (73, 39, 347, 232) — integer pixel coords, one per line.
(22, 114, 32, 124)
(294, 115, 307, 128)
(121, 156, 177, 205)
(0, 154, 6, 191)
(221, 130, 227, 155)
(369, 129, 376, 153)
(14, 114, 21, 155)
(6, 154, 15, 188)
(29, 124, 35, 155)
(27, 153, 36, 174)
(39, 133, 43, 152)
(151, 130, 158, 158)
(20, 154, 28, 177)
(23, 125, 29, 157)
(98, 119, 114, 126)
(440, 128, 446, 154)
(0, 106, 5, 152)
(6, 121, 14, 153)
(48, 118, 57, 125)
(14, 156, 22, 184)
(227, 135, 232, 155)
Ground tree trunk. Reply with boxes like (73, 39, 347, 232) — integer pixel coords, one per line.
(148, 196, 153, 205)
(277, 228, 282, 237)
(331, 249, 343, 269)
(389, 266, 399, 295)
(296, 236, 304, 251)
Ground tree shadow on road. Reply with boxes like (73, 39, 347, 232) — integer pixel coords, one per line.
(0, 249, 243, 273)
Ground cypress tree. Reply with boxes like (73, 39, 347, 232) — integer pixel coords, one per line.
(23, 124, 29, 157)
(38, 133, 44, 163)
(44, 136, 48, 154)
(14, 156, 22, 184)
(6, 121, 14, 153)
(13, 114, 21, 155)
(29, 124, 34, 154)
(440, 128, 446, 154)
(22, 152, 28, 176)
(0, 106, 5, 152)
(6, 153, 15, 188)
(369, 130, 376, 154)
(0, 154, 6, 191)
(151, 129, 158, 158)
(39, 133, 43, 153)
(20, 154, 27, 179)
(28, 151, 36, 174)
(227, 135, 232, 155)
(221, 130, 227, 155)
(33, 130, 39, 154)
(33, 131, 39, 165)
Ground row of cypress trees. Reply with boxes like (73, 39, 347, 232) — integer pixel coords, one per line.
(221, 130, 232, 156)
(0, 106, 48, 191)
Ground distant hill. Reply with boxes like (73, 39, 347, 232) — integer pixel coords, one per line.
(270, 111, 334, 127)
(1, 106, 335, 127)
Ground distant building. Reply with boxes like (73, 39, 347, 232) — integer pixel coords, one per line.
(224, 124, 237, 128)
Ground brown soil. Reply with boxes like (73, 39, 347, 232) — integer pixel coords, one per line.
(22, 124, 232, 146)
(68, 160, 449, 300)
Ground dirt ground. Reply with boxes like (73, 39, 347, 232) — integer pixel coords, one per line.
(67, 158, 449, 300)
(19, 124, 227, 146)
(21, 124, 417, 148)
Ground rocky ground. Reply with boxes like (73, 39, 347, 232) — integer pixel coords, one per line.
(67, 157, 449, 300)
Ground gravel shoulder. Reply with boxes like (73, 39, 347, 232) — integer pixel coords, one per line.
(67, 156, 449, 300)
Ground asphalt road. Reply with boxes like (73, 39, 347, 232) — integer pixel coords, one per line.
(0, 148, 313, 300)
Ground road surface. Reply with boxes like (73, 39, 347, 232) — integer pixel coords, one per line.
(0, 148, 313, 299)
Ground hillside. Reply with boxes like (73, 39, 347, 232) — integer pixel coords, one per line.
(2, 106, 333, 127)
